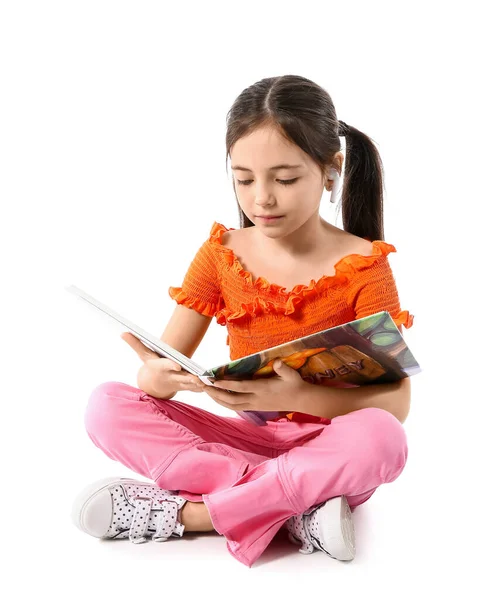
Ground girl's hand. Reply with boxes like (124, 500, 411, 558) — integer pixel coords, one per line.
(121, 332, 206, 394)
(203, 360, 306, 413)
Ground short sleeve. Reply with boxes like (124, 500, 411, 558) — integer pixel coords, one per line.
(168, 238, 225, 318)
(347, 256, 414, 333)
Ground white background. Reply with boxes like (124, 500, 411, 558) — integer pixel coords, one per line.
(1, 1, 493, 598)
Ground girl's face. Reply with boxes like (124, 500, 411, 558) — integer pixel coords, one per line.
(230, 125, 342, 238)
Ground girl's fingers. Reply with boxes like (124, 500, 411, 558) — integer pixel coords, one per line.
(203, 387, 238, 408)
(180, 381, 207, 392)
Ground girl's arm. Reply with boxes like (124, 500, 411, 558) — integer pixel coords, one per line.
(296, 378, 411, 424)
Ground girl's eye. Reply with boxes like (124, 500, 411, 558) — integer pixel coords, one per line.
(236, 178, 299, 186)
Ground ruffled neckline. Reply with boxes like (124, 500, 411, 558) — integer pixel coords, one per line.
(207, 221, 413, 328)
(208, 220, 397, 297)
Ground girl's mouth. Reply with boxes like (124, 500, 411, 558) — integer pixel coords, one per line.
(256, 216, 284, 223)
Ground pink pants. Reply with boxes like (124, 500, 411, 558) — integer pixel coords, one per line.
(84, 381, 408, 567)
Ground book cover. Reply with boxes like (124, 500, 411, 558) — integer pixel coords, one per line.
(199, 311, 420, 426)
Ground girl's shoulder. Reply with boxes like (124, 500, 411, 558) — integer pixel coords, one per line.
(323, 222, 376, 257)
(335, 231, 375, 258)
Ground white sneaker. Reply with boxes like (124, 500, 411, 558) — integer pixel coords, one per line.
(285, 495, 356, 560)
(71, 476, 187, 544)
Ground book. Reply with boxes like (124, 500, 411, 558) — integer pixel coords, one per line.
(66, 284, 421, 427)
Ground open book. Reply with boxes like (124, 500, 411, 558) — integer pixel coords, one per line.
(66, 285, 421, 426)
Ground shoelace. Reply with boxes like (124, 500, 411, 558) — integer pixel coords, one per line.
(129, 496, 185, 544)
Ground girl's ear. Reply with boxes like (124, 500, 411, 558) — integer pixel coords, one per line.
(334, 151, 344, 176)
(324, 152, 344, 183)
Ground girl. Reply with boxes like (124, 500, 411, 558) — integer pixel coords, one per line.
(72, 74, 414, 568)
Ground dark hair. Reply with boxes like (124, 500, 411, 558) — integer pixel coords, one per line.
(225, 75, 385, 242)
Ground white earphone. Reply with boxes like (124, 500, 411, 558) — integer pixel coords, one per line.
(328, 168, 341, 204)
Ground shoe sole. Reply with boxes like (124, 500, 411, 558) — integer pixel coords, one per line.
(71, 476, 140, 536)
(316, 496, 356, 561)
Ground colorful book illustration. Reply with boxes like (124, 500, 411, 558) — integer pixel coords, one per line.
(66, 285, 420, 427)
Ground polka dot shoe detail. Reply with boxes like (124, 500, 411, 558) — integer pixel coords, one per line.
(71, 476, 187, 544)
(285, 495, 356, 561)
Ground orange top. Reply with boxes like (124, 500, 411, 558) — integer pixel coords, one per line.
(169, 221, 414, 424)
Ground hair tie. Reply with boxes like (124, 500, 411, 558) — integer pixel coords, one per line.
(338, 120, 349, 136)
